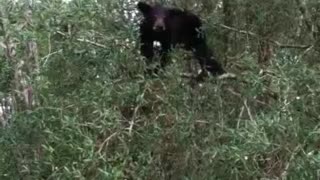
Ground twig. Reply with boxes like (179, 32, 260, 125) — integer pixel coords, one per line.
(244, 99, 254, 121)
(237, 106, 245, 129)
(180, 72, 237, 80)
(298, 45, 314, 60)
(180, 72, 197, 79)
(281, 145, 302, 179)
(97, 132, 118, 154)
(127, 105, 140, 136)
(217, 73, 237, 80)
(226, 88, 241, 98)
(41, 50, 62, 67)
(76, 38, 106, 48)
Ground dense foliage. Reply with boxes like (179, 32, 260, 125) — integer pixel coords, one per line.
(1, 0, 320, 179)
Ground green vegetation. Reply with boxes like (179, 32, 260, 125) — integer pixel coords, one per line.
(1, 0, 320, 179)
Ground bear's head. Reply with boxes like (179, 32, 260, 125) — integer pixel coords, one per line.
(137, 2, 169, 32)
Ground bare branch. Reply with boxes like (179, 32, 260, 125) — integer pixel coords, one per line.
(217, 24, 311, 49)
(56, 31, 107, 48)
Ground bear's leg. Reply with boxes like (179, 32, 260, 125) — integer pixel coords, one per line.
(140, 41, 157, 75)
(149, 41, 170, 75)
(159, 42, 170, 70)
(193, 42, 225, 79)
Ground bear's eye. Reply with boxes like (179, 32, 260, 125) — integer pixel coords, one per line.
(152, 7, 167, 19)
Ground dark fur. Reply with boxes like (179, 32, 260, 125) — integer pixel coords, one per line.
(137, 2, 225, 78)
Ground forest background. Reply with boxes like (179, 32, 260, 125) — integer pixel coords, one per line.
(0, 0, 320, 179)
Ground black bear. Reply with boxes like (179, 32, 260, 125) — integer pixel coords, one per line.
(137, 1, 225, 79)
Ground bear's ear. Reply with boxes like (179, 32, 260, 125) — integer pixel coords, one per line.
(137, 2, 151, 15)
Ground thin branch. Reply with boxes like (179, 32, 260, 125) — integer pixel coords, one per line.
(127, 105, 140, 136)
(97, 132, 118, 154)
(180, 72, 236, 80)
(56, 31, 107, 48)
(298, 45, 314, 60)
(217, 24, 311, 49)
(244, 99, 254, 121)
(76, 38, 106, 49)
(281, 144, 302, 179)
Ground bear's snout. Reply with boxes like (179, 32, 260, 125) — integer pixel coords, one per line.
(153, 18, 166, 32)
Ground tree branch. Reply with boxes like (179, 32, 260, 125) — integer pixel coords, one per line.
(217, 24, 311, 49)
(56, 31, 107, 48)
